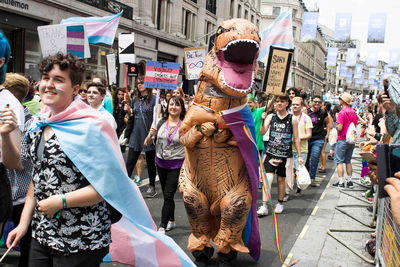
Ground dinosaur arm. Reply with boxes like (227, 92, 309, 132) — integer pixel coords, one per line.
(180, 126, 204, 149)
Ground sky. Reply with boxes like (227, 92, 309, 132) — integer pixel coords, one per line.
(303, 0, 400, 63)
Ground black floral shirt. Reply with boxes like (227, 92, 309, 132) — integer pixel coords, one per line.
(28, 129, 111, 253)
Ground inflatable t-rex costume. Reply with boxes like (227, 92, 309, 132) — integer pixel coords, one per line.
(179, 19, 261, 264)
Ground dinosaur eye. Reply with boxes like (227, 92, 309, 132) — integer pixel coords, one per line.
(216, 26, 228, 35)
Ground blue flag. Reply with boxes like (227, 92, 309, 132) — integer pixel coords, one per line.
(339, 63, 347, 77)
(346, 48, 357, 67)
(301, 12, 319, 42)
(367, 13, 387, 43)
(346, 72, 353, 83)
(389, 49, 400, 67)
(366, 49, 378, 67)
(369, 68, 377, 80)
(355, 64, 363, 78)
(327, 48, 338, 66)
(335, 13, 352, 42)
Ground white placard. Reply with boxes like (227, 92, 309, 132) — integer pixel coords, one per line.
(119, 33, 135, 64)
(184, 47, 207, 80)
(106, 54, 117, 85)
(37, 24, 90, 58)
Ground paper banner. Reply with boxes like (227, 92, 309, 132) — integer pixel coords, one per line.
(38, 24, 90, 58)
(366, 49, 378, 67)
(119, 33, 135, 64)
(355, 64, 363, 78)
(339, 63, 347, 77)
(106, 54, 117, 85)
(346, 48, 357, 67)
(367, 13, 387, 43)
(144, 61, 180, 90)
(301, 12, 319, 42)
(327, 48, 338, 67)
(184, 46, 207, 80)
(335, 13, 352, 42)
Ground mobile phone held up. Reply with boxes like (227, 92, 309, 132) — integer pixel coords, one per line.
(377, 144, 400, 198)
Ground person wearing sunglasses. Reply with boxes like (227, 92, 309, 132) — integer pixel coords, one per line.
(306, 95, 331, 187)
(78, 81, 89, 104)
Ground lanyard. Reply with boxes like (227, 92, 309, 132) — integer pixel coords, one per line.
(166, 119, 181, 146)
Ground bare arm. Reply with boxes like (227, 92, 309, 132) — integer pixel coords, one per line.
(259, 110, 267, 136)
(292, 118, 301, 156)
(302, 127, 312, 141)
(0, 107, 23, 171)
(337, 123, 343, 132)
(324, 115, 331, 140)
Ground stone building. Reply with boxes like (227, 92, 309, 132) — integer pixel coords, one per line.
(0, 0, 261, 86)
(260, 0, 327, 96)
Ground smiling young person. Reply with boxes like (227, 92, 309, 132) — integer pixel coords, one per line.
(145, 96, 186, 234)
(5, 53, 112, 266)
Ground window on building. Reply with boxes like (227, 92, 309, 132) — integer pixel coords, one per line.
(251, 15, 254, 23)
(256, 19, 259, 28)
(292, 9, 297, 18)
(182, 8, 196, 41)
(156, 0, 172, 32)
(293, 26, 296, 39)
(205, 21, 215, 45)
(272, 7, 280, 16)
(206, 0, 216, 14)
(190, 0, 197, 3)
(230, 0, 235, 18)
(245, 10, 249, 20)
(237, 4, 242, 18)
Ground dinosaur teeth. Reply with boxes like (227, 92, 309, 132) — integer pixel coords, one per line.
(220, 39, 259, 52)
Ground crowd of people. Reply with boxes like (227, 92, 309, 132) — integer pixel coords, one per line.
(1, 30, 400, 266)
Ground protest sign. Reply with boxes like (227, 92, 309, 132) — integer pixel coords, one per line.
(184, 47, 207, 80)
(106, 54, 117, 85)
(262, 46, 293, 96)
(144, 61, 180, 90)
(119, 33, 135, 64)
(38, 24, 90, 58)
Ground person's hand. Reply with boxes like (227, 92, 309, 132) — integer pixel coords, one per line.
(261, 112, 267, 120)
(382, 93, 396, 113)
(6, 223, 29, 249)
(384, 172, 400, 225)
(366, 126, 376, 137)
(0, 105, 18, 135)
(124, 104, 130, 112)
(144, 135, 153, 146)
(37, 195, 63, 219)
(298, 157, 304, 166)
(149, 127, 157, 137)
(368, 163, 378, 184)
(359, 142, 365, 149)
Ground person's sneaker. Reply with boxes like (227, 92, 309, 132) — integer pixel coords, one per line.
(332, 181, 345, 187)
(145, 186, 157, 198)
(257, 206, 268, 217)
(283, 194, 290, 202)
(318, 169, 327, 173)
(310, 180, 319, 187)
(158, 227, 165, 234)
(134, 175, 142, 185)
(346, 181, 354, 189)
(362, 189, 372, 198)
(274, 203, 284, 214)
(166, 221, 176, 231)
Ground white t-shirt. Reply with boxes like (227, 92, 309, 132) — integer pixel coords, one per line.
(0, 88, 25, 163)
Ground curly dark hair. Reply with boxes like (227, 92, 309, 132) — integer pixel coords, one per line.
(38, 52, 86, 86)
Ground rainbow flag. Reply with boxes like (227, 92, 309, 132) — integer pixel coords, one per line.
(28, 99, 195, 267)
(61, 11, 122, 45)
(258, 11, 294, 62)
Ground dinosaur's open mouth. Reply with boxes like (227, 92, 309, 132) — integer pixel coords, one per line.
(216, 39, 259, 92)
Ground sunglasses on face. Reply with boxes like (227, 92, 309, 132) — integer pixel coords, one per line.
(314, 101, 322, 104)
(79, 89, 87, 93)
(138, 81, 144, 85)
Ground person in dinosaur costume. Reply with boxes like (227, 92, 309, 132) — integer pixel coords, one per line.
(178, 19, 262, 266)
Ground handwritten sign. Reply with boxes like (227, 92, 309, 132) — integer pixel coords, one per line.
(38, 24, 90, 58)
(262, 46, 293, 96)
(184, 46, 206, 80)
(144, 61, 181, 90)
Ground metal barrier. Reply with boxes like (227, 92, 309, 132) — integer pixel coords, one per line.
(375, 197, 400, 267)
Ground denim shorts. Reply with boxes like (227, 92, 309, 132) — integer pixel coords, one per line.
(334, 140, 355, 164)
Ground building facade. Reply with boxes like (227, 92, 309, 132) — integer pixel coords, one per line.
(260, 0, 327, 96)
(0, 0, 261, 86)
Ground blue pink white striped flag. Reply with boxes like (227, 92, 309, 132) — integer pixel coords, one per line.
(258, 11, 294, 62)
(66, 25, 85, 58)
(61, 11, 122, 45)
(29, 99, 195, 267)
(144, 61, 181, 90)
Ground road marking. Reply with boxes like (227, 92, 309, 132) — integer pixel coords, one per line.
(299, 225, 309, 239)
(311, 206, 319, 216)
(282, 253, 293, 267)
(320, 192, 326, 200)
(326, 183, 330, 188)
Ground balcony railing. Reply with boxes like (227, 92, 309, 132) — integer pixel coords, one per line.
(77, 0, 133, 19)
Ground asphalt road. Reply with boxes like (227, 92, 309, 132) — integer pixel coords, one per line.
(0, 155, 336, 267)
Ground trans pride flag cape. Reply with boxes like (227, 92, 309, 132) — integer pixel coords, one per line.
(220, 104, 261, 260)
(29, 99, 195, 267)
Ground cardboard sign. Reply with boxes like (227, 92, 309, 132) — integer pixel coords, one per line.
(184, 46, 206, 80)
(144, 61, 180, 90)
(262, 46, 293, 96)
(119, 33, 135, 64)
(38, 24, 90, 58)
(106, 54, 117, 85)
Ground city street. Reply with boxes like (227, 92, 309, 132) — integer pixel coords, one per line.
(0, 155, 336, 267)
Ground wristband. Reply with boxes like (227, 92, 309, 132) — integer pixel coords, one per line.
(62, 194, 67, 209)
(196, 125, 200, 131)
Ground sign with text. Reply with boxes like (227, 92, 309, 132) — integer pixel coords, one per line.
(106, 54, 117, 85)
(144, 61, 180, 90)
(119, 33, 135, 64)
(262, 46, 293, 96)
(38, 24, 90, 58)
(184, 46, 207, 80)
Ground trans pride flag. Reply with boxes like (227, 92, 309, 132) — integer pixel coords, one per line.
(258, 11, 294, 62)
(29, 99, 195, 267)
(61, 11, 122, 45)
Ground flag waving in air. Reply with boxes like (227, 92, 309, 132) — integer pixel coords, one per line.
(258, 11, 294, 62)
(61, 11, 122, 45)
